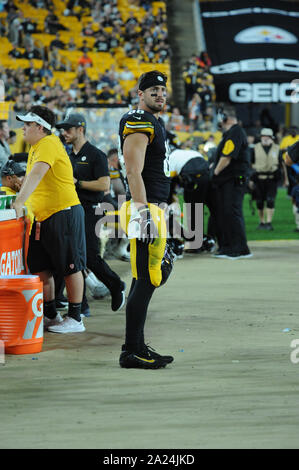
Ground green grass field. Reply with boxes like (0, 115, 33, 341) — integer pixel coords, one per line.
(203, 187, 298, 241)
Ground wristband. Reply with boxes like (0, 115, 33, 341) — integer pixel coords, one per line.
(75, 180, 82, 189)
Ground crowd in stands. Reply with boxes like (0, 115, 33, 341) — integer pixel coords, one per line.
(0, 0, 222, 149)
(1, 0, 296, 173)
(0, 0, 170, 113)
(182, 52, 216, 132)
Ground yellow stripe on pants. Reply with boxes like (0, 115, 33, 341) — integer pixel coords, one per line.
(119, 201, 167, 287)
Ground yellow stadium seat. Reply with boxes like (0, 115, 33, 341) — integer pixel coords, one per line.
(1, 58, 30, 69)
(60, 50, 82, 61)
(122, 57, 140, 68)
(52, 0, 65, 12)
(81, 16, 93, 24)
(52, 71, 77, 82)
(32, 82, 44, 88)
(31, 59, 43, 69)
(0, 102, 11, 120)
(87, 52, 116, 68)
(119, 79, 137, 94)
(9, 127, 28, 154)
(152, 1, 166, 14)
(58, 31, 78, 41)
(79, 36, 96, 47)
(86, 68, 100, 80)
(32, 33, 56, 47)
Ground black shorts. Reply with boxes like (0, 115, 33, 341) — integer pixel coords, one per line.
(255, 178, 277, 205)
(27, 204, 86, 276)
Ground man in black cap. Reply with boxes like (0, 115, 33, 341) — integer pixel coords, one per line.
(56, 113, 126, 317)
(1, 160, 25, 194)
(118, 70, 174, 369)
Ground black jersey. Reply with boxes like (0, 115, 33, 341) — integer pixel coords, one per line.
(69, 141, 109, 206)
(118, 109, 170, 204)
(214, 124, 250, 182)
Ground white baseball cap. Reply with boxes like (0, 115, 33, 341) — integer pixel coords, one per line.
(261, 128, 274, 138)
(16, 112, 52, 131)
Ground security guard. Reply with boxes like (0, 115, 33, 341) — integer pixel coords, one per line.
(56, 113, 126, 318)
(118, 70, 174, 369)
(212, 109, 252, 259)
(251, 128, 288, 231)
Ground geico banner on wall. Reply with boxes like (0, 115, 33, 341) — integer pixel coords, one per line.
(200, 0, 299, 103)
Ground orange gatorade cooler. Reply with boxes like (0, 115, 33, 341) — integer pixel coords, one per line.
(0, 275, 43, 354)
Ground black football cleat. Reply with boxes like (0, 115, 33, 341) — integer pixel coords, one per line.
(119, 345, 172, 369)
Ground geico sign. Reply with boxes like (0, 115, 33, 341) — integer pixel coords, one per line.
(211, 58, 299, 74)
(229, 83, 297, 102)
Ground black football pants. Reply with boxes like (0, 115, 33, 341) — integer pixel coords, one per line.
(82, 206, 122, 309)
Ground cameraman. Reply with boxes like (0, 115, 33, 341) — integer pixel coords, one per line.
(251, 128, 288, 231)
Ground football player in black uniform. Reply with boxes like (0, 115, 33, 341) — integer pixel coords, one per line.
(118, 70, 174, 369)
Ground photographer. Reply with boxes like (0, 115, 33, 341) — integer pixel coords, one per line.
(251, 128, 288, 231)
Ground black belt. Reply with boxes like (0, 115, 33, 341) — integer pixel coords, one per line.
(82, 203, 101, 209)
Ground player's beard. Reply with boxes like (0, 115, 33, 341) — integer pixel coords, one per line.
(144, 96, 165, 113)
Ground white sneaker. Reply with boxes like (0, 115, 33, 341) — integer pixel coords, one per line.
(239, 253, 253, 259)
(93, 284, 110, 299)
(47, 315, 86, 334)
(86, 272, 110, 298)
(44, 312, 63, 330)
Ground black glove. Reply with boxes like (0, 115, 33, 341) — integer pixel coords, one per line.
(138, 205, 159, 244)
(102, 192, 118, 210)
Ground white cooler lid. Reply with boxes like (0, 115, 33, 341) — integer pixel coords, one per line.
(0, 275, 39, 279)
(0, 209, 18, 221)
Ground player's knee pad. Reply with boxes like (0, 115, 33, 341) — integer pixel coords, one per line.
(266, 198, 275, 209)
(159, 241, 175, 287)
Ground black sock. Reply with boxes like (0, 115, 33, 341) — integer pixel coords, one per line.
(68, 303, 82, 322)
(125, 279, 155, 352)
(44, 300, 57, 319)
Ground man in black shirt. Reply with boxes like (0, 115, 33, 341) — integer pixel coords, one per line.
(56, 113, 126, 315)
(118, 70, 174, 369)
(212, 109, 252, 259)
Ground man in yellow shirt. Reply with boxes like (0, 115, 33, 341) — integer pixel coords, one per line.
(280, 126, 299, 158)
(13, 105, 87, 334)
